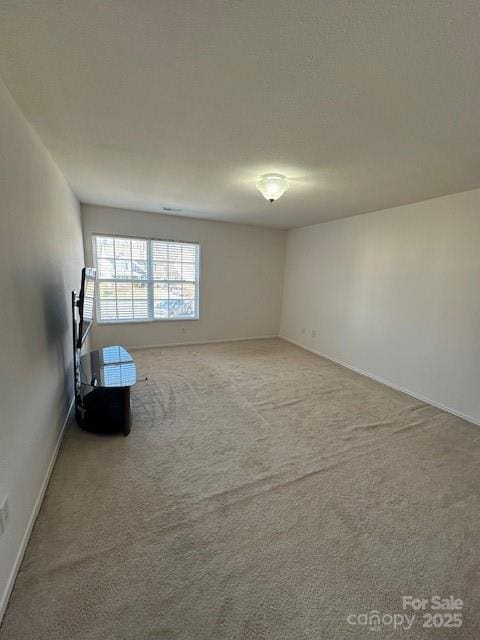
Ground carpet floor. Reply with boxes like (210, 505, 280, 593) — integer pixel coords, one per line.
(1, 338, 479, 639)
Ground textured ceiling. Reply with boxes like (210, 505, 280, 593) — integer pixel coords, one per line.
(1, 1, 480, 228)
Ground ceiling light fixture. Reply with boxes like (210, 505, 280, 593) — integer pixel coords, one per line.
(256, 173, 289, 203)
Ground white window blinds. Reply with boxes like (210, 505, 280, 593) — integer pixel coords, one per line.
(93, 235, 200, 323)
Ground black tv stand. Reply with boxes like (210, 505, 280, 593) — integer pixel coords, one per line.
(76, 346, 136, 436)
(72, 290, 136, 436)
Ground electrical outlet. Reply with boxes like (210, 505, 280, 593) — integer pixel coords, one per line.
(311, 329, 316, 338)
(1, 496, 9, 523)
(0, 497, 9, 536)
(301, 328, 306, 335)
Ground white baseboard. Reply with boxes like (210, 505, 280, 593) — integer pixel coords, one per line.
(280, 335, 480, 427)
(0, 397, 75, 625)
(125, 334, 279, 351)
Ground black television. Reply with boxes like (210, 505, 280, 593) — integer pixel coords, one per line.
(77, 267, 96, 348)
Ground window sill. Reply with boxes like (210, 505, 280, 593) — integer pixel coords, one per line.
(96, 317, 200, 326)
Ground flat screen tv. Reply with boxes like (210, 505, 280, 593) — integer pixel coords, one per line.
(77, 267, 96, 348)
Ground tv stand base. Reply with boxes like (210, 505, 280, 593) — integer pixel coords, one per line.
(76, 386, 132, 436)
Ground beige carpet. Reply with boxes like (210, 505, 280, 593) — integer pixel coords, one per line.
(1, 338, 480, 639)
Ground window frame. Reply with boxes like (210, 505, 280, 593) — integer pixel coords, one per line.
(92, 233, 201, 325)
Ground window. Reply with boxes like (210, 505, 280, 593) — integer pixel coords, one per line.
(93, 235, 200, 323)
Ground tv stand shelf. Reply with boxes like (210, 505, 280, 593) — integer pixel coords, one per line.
(76, 345, 136, 436)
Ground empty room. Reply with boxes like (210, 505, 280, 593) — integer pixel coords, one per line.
(1, 1, 480, 638)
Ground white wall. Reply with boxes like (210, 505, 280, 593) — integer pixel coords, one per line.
(0, 79, 84, 618)
(82, 205, 286, 349)
(281, 189, 480, 425)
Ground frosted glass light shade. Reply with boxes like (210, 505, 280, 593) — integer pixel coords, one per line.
(256, 173, 289, 202)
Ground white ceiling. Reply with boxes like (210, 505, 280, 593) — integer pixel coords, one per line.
(1, 1, 480, 229)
